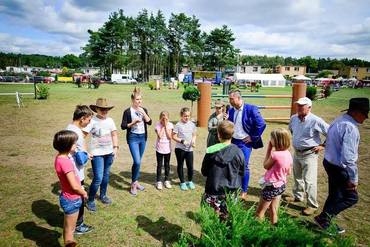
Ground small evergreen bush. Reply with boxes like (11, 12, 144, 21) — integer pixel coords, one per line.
(182, 85, 200, 113)
(306, 86, 317, 100)
(175, 196, 356, 247)
(36, 83, 49, 99)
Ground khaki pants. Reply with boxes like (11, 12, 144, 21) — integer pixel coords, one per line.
(293, 150, 319, 208)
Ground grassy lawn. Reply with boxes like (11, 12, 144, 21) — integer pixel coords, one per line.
(0, 82, 369, 246)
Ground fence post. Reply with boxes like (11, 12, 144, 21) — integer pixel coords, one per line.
(197, 82, 212, 127)
(291, 81, 307, 116)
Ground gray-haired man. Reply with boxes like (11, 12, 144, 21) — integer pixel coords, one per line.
(287, 97, 329, 216)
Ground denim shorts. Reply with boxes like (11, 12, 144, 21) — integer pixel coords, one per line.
(59, 194, 82, 215)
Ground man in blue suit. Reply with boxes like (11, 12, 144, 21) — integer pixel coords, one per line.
(228, 90, 266, 200)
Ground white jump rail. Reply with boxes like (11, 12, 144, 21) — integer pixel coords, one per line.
(0, 92, 35, 107)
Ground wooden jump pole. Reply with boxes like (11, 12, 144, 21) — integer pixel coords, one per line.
(197, 82, 212, 127)
(290, 81, 307, 116)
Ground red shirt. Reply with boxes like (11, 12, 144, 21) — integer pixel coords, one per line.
(54, 155, 81, 200)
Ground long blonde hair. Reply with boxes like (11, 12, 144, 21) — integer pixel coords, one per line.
(270, 128, 291, 151)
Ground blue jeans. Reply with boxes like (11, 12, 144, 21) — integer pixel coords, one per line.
(88, 153, 114, 201)
(128, 133, 146, 182)
(232, 138, 252, 192)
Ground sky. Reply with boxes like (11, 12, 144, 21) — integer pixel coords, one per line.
(0, 0, 370, 60)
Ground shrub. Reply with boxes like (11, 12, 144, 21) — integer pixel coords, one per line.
(147, 81, 155, 90)
(36, 83, 49, 99)
(175, 196, 356, 247)
(306, 86, 317, 100)
(182, 85, 200, 112)
(323, 85, 332, 98)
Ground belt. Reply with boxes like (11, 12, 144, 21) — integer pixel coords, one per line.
(295, 147, 315, 152)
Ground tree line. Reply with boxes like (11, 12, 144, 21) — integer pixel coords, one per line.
(1, 9, 369, 80)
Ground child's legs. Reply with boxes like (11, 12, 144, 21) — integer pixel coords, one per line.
(100, 153, 114, 197)
(76, 180, 85, 226)
(163, 153, 171, 181)
(156, 152, 164, 182)
(184, 151, 194, 182)
(89, 156, 104, 201)
(175, 148, 186, 183)
(64, 212, 79, 244)
(256, 197, 272, 220)
(269, 195, 281, 224)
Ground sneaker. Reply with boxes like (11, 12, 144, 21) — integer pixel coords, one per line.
(302, 207, 317, 216)
(180, 183, 188, 191)
(130, 183, 137, 196)
(314, 215, 329, 230)
(284, 195, 302, 203)
(75, 223, 93, 235)
(65, 241, 77, 247)
(156, 181, 163, 190)
(164, 180, 172, 189)
(136, 183, 145, 191)
(335, 224, 345, 234)
(187, 181, 195, 190)
(100, 195, 112, 205)
(86, 200, 96, 212)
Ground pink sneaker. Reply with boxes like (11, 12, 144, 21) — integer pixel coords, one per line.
(130, 182, 137, 196)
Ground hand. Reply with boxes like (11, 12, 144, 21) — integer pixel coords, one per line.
(312, 145, 324, 153)
(134, 118, 142, 124)
(182, 140, 190, 146)
(82, 190, 88, 200)
(346, 181, 357, 191)
(191, 142, 196, 148)
(88, 152, 93, 160)
(243, 136, 252, 144)
(223, 113, 228, 120)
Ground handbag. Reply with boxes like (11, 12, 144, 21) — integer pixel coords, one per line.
(75, 151, 89, 166)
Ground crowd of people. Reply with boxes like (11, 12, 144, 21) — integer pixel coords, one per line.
(52, 86, 369, 246)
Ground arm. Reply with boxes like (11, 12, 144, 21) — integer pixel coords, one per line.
(312, 118, 330, 153)
(66, 172, 87, 199)
(138, 108, 152, 125)
(263, 141, 274, 170)
(201, 154, 211, 176)
(121, 109, 129, 130)
(111, 130, 119, 157)
(340, 127, 359, 187)
(250, 106, 266, 141)
(164, 124, 173, 140)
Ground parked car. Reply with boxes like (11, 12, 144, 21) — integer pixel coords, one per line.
(33, 76, 44, 83)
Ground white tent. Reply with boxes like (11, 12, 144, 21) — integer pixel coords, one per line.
(234, 73, 286, 87)
(293, 75, 311, 81)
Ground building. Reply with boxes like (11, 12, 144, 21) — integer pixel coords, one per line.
(234, 73, 286, 87)
(274, 65, 306, 77)
(83, 67, 100, 76)
(340, 66, 370, 80)
(238, 65, 262, 74)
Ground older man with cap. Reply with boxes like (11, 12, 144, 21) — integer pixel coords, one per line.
(286, 97, 329, 216)
(207, 99, 227, 147)
(314, 97, 369, 234)
(228, 90, 266, 200)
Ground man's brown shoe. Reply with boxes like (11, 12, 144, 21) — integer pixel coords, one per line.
(302, 207, 317, 216)
(284, 195, 301, 203)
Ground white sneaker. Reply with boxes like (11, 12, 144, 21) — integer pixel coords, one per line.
(156, 181, 163, 190)
(164, 180, 172, 189)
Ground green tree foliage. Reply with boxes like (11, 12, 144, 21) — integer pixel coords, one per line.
(61, 54, 82, 68)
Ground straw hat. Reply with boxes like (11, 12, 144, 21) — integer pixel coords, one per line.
(89, 98, 114, 113)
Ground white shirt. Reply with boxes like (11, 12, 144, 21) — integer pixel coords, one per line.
(130, 107, 145, 134)
(232, 104, 249, 140)
(83, 116, 117, 156)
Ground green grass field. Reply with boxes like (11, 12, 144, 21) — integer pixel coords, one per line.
(0, 83, 369, 246)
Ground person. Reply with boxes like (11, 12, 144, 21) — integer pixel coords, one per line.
(314, 98, 369, 234)
(53, 130, 88, 247)
(84, 98, 119, 211)
(65, 105, 94, 234)
(201, 120, 245, 221)
(227, 89, 266, 199)
(255, 128, 293, 225)
(121, 87, 152, 196)
(172, 107, 197, 191)
(206, 99, 227, 147)
(154, 111, 174, 190)
(286, 97, 329, 216)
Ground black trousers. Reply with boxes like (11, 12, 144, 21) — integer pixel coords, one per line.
(76, 180, 85, 226)
(320, 159, 358, 221)
(175, 148, 194, 183)
(156, 152, 171, 182)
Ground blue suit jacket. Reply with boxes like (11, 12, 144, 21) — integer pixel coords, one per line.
(228, 103, 266, 149)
